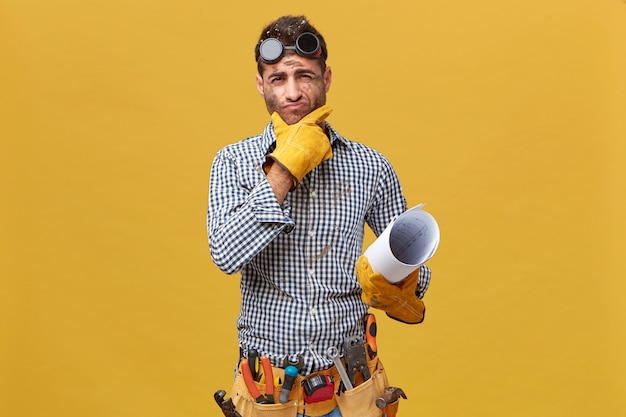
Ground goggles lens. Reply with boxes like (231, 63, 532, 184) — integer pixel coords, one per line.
(259, 32, 322, 64)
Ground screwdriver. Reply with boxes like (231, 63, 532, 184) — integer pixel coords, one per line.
(279, 365, 298, 403)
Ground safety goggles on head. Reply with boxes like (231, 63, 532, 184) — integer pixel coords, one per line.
(258, 32, 323, 64)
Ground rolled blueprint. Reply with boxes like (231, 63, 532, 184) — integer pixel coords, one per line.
(363, 204, 440, 283)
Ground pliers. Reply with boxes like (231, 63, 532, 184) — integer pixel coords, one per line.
(343, 335, 371, 386)
(241, 355, 275, 404)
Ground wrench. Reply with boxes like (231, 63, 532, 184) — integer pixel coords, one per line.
(326, 346, 354, 390)
(214, 390, 243, 417)
(282, 354, 305, 371)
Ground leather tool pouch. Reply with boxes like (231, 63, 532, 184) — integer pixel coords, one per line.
(231, 367, 297, 417)
(335, 356, 388, 417)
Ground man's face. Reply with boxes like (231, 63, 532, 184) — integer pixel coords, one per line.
(256, 53, 332, 125)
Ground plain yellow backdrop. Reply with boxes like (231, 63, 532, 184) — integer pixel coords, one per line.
(1, 1, 625, 416)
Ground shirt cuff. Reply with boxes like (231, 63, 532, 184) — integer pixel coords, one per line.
(249, 180, 295, 233)
(416, 264, 431, 299)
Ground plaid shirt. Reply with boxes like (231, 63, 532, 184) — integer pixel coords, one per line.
(207, 121, 430, 374)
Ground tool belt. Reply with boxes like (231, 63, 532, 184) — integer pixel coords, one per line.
(230, 353, 388, 417)
(216, 313, 407, 417)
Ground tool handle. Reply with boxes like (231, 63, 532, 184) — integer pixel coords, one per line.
(261, 356, 274, 396)
(241, 359, 263, 401)
(279, 366, 298, 403)
(326, 347, 353, 390)
(247, 349, 260, 380)
(364, 313, 378, 358)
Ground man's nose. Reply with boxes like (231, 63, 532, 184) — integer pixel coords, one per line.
(285, 78, 302, 101)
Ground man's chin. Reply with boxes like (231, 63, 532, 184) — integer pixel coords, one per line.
(280, 111, 306, 125)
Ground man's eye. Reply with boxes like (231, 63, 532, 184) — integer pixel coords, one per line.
(270, 77, 284, 83)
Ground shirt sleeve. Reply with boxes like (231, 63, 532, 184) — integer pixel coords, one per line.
(207, 148, 294, 274)
(364, 152, 433, 298)
(365, 154, 408, 237)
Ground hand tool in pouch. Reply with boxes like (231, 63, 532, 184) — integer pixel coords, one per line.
(279, 365, 299, 403)
(326, 346, 353, 391)
(260, 355, 275, 403)
(302, 374, 335, 403)
(375, 386, 407, 417)
(279, 354, 304, 403)
(343, 335, 371, 387)
(247, 349, 260, 381)
(363, 313, 378, 359)
(281, 354, 305, 371)
(214, 389, 243, 417)
(241, 358, 274, 404)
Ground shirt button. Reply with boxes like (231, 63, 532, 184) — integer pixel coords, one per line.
(310, 191, 317, 197)
(311, 307, 317, 315)
(308, 230, 315, 237)
(308, 269, 315, 276)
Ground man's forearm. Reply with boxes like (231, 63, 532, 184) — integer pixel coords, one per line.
(207, 155, 294, 274)
(264, 160, 293, 205)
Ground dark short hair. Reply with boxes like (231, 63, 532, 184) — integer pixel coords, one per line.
(255, 15, 328, 74)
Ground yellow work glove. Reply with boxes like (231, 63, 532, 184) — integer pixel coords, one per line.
(266, 105, 333, 190)
(356, 255, 425, 324)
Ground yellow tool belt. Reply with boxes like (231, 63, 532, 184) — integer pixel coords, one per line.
(231, 355, 389, 417)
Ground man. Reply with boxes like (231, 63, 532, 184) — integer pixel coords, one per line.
(207, 15, 431, 417)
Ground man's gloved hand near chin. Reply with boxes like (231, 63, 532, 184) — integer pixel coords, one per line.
(264, 104, 333, 190)
(356, 255, 426, 324)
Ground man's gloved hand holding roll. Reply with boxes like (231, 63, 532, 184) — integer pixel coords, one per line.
(356, 255, 425, 324)
(265, 105, 333, 190)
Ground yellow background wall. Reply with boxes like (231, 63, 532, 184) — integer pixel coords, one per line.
(1, 1, 624, 416)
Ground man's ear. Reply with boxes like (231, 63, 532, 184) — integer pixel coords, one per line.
(256, 74, 265, 97)
(323, 66, 332, 93)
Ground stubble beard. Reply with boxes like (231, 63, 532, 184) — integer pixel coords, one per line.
(265, 94, 326, 125)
